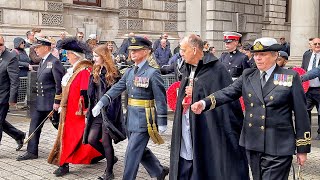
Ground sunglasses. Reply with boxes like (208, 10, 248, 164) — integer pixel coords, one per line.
(314, 43, 320, 46)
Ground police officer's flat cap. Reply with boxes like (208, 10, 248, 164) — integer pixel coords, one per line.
(278, 51, 289, 60)
(33, 36, 52, 47)
(250, 37, 283, 52)
(128, 36, 152, 50)
(223, 32, 242, 43)
(57, 37, 91, 54)
(242, 43, 252, 51)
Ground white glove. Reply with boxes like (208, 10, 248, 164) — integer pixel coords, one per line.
(158, 125, 167, 134)
(92, 101, 103, 117)
(58, 107, 62, 113)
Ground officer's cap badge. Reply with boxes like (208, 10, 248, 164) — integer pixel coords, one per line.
(131, 37, 136, 43)
(253, 41, 263, 51)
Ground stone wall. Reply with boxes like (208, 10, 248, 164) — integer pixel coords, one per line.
(0, 0, 65, 47)
(261, 0, 291, 41)
(63, 0, 119, 42)
(117, 0, 180, 47)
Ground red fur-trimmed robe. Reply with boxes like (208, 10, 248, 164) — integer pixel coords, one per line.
(48, 60, 101, 166)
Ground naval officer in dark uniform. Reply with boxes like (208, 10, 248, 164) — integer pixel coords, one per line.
(17, 36, 65, 161)
(92, 36, 169, 180)
(0, 36, 26, 151)
(191, 37, 311, 180)
(220, 32, 250, 80)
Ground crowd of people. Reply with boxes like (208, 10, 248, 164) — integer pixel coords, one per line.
(0, 26, 318, 180)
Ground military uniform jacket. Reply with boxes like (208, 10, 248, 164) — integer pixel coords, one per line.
(36, 53, 65, 111)
(0, 48, 19, 104)
(204, 65, 311, 156)
(101, 61, 167, 133)
(219, 49, 250, 78)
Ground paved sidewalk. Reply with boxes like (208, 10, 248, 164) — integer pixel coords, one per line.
(0, 111, 320, 180)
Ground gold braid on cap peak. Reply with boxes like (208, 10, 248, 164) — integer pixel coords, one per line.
(207, 94, 216, 110)
(296, 132, 312, 146)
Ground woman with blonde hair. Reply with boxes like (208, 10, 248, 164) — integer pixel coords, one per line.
(84, 44, 125, 180)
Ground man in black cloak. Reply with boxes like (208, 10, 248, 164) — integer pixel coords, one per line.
(169, 34, 249, 180)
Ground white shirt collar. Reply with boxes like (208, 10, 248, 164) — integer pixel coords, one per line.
(135, 59, 147, 69)
(42, 52, 51, 61)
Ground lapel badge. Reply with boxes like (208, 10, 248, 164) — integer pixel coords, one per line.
(273, 74, 279, 85)
(47, 62, 53, 68)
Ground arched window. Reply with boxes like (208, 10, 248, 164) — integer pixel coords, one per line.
(73, 0, 101, 6)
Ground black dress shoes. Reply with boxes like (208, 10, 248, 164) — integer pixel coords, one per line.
(16, 152, 38, 161)
(54, 164, 69, 177)
(157, 166, 169, 180)
(15, 133, 26, 151)
(97, 172, 114, 180)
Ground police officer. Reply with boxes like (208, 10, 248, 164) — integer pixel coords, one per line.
(220, 32, 250, 80)
(192, 37, 311, 180)
(92, 36, 169, 180)
(17, 36, 65, 161)
(242, 43, 256, 68)
(0, 36, 26, 151)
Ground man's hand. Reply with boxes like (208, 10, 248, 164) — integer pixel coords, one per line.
(28, 64, 33, 71)
(191, 101, 204, 114)
(53, 103, 60, 111)
(297, 153, 307, 166)
(92, 101, 104, 117)
(158, 125, 167, 134)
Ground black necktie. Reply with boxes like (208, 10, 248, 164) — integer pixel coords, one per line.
(134, 66, 139, 74)
(312, 54, 317, 68)
(261, 71, 267, 88)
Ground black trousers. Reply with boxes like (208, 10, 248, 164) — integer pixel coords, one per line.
(26, 110, 51, 155)
(306, 87, 320, 134)
(178, 157, 193, 180)
(0, 103, 24, 143)
(246, 150, 292, 180)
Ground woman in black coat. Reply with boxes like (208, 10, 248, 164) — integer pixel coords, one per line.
(13, 37, 32, 77)
(84, 44, 125, 180)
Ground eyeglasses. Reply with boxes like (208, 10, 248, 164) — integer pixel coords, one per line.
(314, 43, 320, 46)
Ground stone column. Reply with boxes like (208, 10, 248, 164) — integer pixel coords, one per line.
(289, 0, 319, 66)
(185, 0, 202, 35)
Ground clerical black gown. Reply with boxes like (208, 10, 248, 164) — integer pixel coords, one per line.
(169, 54, 249, 180)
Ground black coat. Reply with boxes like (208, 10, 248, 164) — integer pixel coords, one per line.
(301, 50, 315, 71)
(0, 48, 19, 104)
(84, 67, 125, 144)
(14, 37, 32, 77)
(170, 54, 249, 180)
(204, 65, 311, 156)
(219, 49, 250, 78)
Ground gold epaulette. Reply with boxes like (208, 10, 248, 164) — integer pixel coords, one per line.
(55, 94, 62, 100)
(119, 68, 128, 75)
(296, 132, 311, 146)
(206, 94, 216, 110)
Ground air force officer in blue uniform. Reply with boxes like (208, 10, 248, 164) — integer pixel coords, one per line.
(191, 38, 311, 180)
(92, 36, 169, 180)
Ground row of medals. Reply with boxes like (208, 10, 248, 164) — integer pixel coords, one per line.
(273, 73, 293, 87)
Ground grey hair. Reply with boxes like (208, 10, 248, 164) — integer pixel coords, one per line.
(183, 34, 204, 50)
(71, 50, 85, 60)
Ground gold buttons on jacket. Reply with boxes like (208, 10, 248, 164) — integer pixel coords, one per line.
(249, 114, 253, 118)
(248, 93, 252, 97)
(260, 126, 265, 130)
(262, 105, 265, 108)
(261, 115, 265, 120)
(270, 96, 274, 100)
(249, 123, 252, 127)
(250, 103, 254, 107)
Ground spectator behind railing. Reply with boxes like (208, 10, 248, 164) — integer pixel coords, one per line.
(13, 37, 33, 77)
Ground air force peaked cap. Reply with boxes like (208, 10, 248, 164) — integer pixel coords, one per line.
(128, 36, 152, 50)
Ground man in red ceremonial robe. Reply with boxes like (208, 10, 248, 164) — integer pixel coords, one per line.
(48, 37, 101, 177)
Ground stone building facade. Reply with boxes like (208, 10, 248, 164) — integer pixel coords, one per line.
(0, 0, 318, 64)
